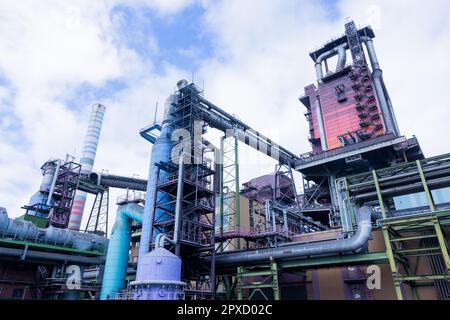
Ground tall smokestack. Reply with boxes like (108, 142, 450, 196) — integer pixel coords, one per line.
(68, 103, 106, 231)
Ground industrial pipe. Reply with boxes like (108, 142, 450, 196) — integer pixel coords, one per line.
(314, 44, 349, 81)
(0, 246, 105, 265)
(0, 207, 108, 253)
(100, 202, 143, 300)
(173, 153, 184, 246)
(360, 37, 398, 136)
(381, 78, 401, 135)
(336, 45, 347, 71)
(214, 206, 372, 266)
(348, 162, 450, 191)
(350, 168, 450, 196)
(99, 178, 147, 192)
(197, 95, 299, 166)
(46, 160, 61, 206)
(26, 159, 59, 217)
(335, 178, 353, 233)
(352, 176, 450, 202)
(154, 152, 185, 251)
(83, 267, 135, 280)
(155, 233, 174, 249)
(78, 172, 148, 192)
(40, 159, 58, 193)
(99, 173, 148, 186)
(202, 110, 297, 166)
(315, 96, 327, 151)
(371, 203, 450, 223)
(129, 279, 187, 286)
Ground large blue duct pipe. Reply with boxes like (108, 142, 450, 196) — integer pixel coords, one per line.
(99, 202, 143, 300)
(136, 95, 177, 281)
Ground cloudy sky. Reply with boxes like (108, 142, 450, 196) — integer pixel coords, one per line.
(1, 0, 449, 232)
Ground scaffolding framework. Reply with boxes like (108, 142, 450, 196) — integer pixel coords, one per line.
(148, 84, 217, 299)
(344, 154, 450, 300)
(49, 161, 81, 228)
(217, 133, 241, 252)
(237, 259, 280, 300)
(85, 188, 109, 237)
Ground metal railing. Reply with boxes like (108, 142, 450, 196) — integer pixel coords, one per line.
(112, 290, 185, 300)
(159, 165, 215, 192)
(116, 192, 146, 205)
(215, 225, 295, 241)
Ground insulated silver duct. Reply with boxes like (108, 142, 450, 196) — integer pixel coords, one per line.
(79, 172, 148, 192)
(197, 95, 299, 162)
(360, 37, 399, 136)
(336, 45, 347, 71)
(315, 96, 327, 151)
(0, 207, 108, 253)
(200, 108, 297, 166)
(99, 178, 147, 192)
(315, 44, 349, 81)
(381, 78, 401, 135)
(0, 247, 105, 265)
(353, 176, 450, 202)
(214, 206, 372, 266)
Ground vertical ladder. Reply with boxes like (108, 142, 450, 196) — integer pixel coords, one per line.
(345, 20, 365, 65)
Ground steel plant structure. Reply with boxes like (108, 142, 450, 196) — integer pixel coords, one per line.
(1, 20, 449, 300)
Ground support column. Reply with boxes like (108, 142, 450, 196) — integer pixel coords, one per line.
(236, 261, 280, 301)
(314, 96, 327, 151)
(237, 266, 244, 300)
(174, 154, 185, 257)
(375, 168, 404, 300)
(416, 160, 436, 212)
(234, 134, 241, 249)
(218, 138, 224, 253)
(381, 226, 404, 300)
(270, 259, 280, 300)
(432, 218, 450, 270)
(372, 170, 387, 219)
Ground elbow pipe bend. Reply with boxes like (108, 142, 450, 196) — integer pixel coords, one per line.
(155, 233, 175, 249)
(315, 43, 349, 81)
(314, 37, 373, 68)
(336, 45, 347, 71)
(214, 206, 373, 267)
(118, 203, 144, 224)
(315, 43, 348, 64)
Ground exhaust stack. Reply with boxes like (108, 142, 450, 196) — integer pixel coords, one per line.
(68, 104, 106, 231)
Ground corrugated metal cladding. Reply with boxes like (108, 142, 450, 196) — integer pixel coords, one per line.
(305, 68, 385, 152)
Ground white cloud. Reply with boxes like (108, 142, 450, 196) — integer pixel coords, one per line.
(148, 0, 198, 14)
(121, 0, 200, 15)
(194, 0, 450, 183)
(1, 0, 449, 235)
(0, 0, 185, 226)
(195, 0, 343, 182)
(337, 0, 450, 157)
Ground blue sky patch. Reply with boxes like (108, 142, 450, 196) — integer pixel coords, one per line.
(111, 3, 213, 74)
